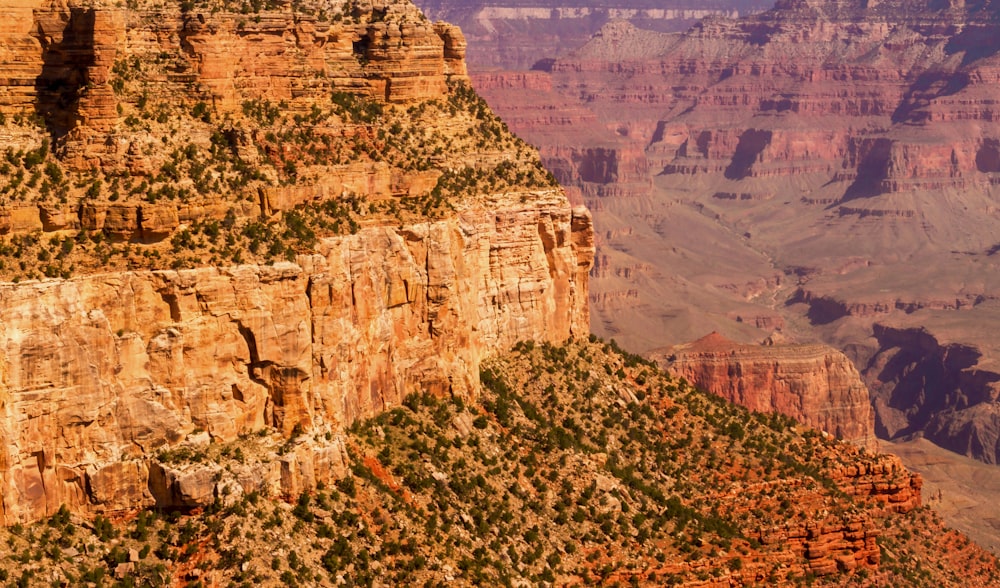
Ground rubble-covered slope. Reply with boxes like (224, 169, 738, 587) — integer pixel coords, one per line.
(0, 339, 996, 586)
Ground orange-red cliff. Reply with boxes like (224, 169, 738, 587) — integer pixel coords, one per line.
(653, 332, 878, 450)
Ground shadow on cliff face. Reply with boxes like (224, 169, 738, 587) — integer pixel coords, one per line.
(976, 138, 1000, 173)
(786, 290, 848, 326)
(530, 58, 556, 72)
(576, 148, 620, 183)
(864, 324, 1000, 463)
(841, 138, 892, 201)
(944, 23, 1000, 67)
(724, 129, 772, 180)
(34, 7, 96, 142)
(891, 71, 970, 125)
(925, 407, 1000, 465)
(888, 19, 1000, 124)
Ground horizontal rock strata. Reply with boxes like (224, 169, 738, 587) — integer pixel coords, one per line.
(654, 332, 878, 450)
(0, 191, 593, 523)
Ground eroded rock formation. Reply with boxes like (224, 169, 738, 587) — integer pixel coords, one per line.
(415, 0, 766, 69)
(655, 332, 878, 450)
(0, 0, 595, 523)
(0, 0, 468, 173)
(864, 324, 1000, 464)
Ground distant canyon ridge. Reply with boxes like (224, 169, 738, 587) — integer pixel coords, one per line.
(416, 0, 769, 69)
(415, 0, 1000, 468)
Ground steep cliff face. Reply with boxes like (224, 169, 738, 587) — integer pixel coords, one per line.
(4, 339, 991, 588)
(0, 0, 594, 523)
(863, 324, 1000, 464)
(0, 193, 591, 523)
(654, 332, 878, 450)
(0, 0, 466, 171)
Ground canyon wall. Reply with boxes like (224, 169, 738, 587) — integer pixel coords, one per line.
(863, 324, 1000, 464)
(414, 0, 766, 70)
(0, 0, 596, 523)
(471, 1, 1000, 466)
(0, 0, 468, 173)
(0, 192, 593, 524)
(655, 332, 878, 450)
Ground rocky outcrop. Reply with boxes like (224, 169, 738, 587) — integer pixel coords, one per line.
(0, 0, 48, 115)
(829, 451, 923, 515)
(0, 0, 596, 524)
(654, 332, 878, 449)
(172, 6, 468, 109)
(0, 0, 470, 171)
(742, 449, 921, 576)
(0, 191, 593, 523)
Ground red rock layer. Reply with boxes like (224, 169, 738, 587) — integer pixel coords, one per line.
(542, 1, 1000, 205)
(654, 332, 878, 450)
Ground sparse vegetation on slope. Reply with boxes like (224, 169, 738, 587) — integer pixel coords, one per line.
(0, 0, 559, 282)
(0, 339, 994, 586)
(0, 75, 555, 280)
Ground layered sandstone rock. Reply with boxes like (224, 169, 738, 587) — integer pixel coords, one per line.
(0, 0, 596, 524)
(0, 0, 470, 171)
(0, 191, 593, 523)
(654, 332, 878, 449)
(0, 1, 46, 115)
(830, 452, 923, 515)
(736, 448, 921, 576)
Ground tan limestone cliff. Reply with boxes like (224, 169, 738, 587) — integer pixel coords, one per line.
(0, 0, 469, 173)
(0, 191, 592, 523)
(0, 0, 593, 528)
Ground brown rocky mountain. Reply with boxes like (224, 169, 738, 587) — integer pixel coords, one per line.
(1, 0, 998, 585)
(0, 0, 593, 523)
(469, 1, 1000, 470)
